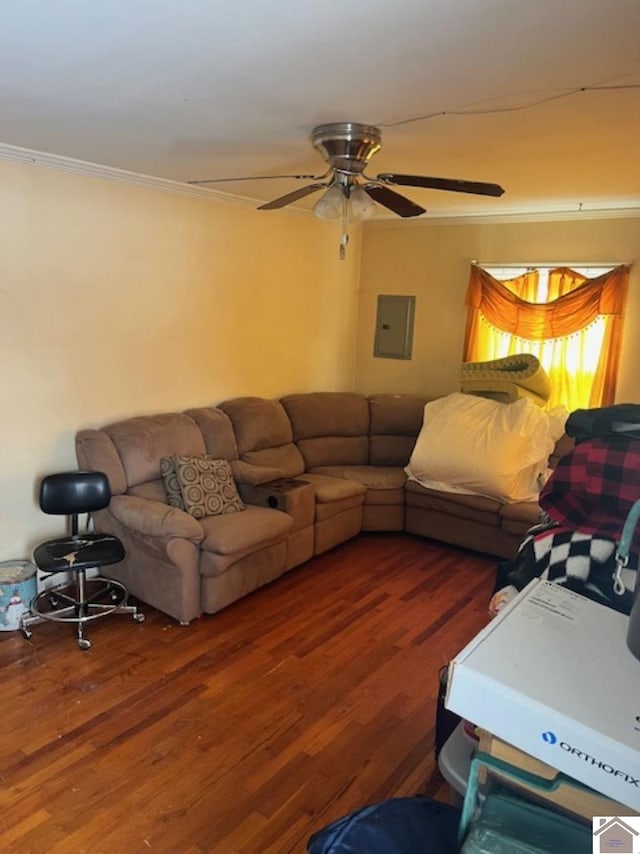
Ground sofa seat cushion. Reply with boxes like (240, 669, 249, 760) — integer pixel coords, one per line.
(310, 465, 406, 506)
(361, 487, 406, 507)
(311, 465, 407, 490)
(315, 494, 366, 522)
(499, 501, 543, 535)
(501, 517, 536, 536)
(406, 480, 500, 511)
(405, 481, 501, 526)
(499, 501, 543, 525)
(300, 472, 366, 503)
(200, 504, 292, 556)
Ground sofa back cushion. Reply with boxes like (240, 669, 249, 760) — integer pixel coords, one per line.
(281, 392, 369, 469)
(98, 413, 206, 490)
(218, 397, 305, 477)
(76, 429, 128, 495)
(184, 407, 239, 460)
(368, 393, 430, 466)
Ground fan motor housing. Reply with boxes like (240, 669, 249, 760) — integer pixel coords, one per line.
(311, 122, 382, 175)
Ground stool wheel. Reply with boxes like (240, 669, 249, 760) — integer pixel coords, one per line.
(78, 638, 91, 651)
(133, 612, 145, 623)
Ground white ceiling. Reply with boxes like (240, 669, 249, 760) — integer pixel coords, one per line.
(2, 0, 639, 218)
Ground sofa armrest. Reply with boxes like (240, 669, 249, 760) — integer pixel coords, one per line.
(239, 478, 315, 531)
(95, 496, 203, 625)
(230, 459, 285, 486)
(109, 495, 204, 544)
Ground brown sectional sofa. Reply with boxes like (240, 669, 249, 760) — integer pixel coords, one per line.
(76, 392, 566, 624)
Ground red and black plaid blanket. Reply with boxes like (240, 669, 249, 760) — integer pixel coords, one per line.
(540, 436, 640, 551)
(493, 436, 640, 614)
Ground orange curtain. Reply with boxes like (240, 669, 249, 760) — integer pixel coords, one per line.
(502, 270, 539, 300)
(463, 264, 629, 408)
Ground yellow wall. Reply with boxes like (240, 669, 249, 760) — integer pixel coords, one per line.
(4, 158, 638, 565)
(0, 160, 361, 559)
(356, 216, 640, 401)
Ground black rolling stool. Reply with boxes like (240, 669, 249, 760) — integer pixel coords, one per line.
(20, 471, 144, 650)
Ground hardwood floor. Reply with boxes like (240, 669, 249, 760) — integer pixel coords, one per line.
(0, 533, 497, 853)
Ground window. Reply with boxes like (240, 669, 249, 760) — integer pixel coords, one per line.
(463, 264, 629, 410)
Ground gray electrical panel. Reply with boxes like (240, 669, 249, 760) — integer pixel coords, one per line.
(373, 295, 415, 360)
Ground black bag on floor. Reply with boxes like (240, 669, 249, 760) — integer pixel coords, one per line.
(306, 796, 460, 854)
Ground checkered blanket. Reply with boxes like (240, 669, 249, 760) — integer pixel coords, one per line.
(494, 519, 637, 615)
(491, 434, 640, 616)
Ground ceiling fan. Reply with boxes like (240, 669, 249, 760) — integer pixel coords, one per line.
(189, 121, 505, 220)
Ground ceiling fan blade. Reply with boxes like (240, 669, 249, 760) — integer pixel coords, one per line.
(378, 173, 505, 198)
(189, 169, 330, 186)
(257, 183, 326, 210)
(364, 184, 425, 218)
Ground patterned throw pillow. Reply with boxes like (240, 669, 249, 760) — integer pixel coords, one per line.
(160, 456, 186, 510)
(172, 455, 245, 518)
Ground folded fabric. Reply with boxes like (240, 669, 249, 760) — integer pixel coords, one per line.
(494, 520, 637, 615)
(540, 436, 640, 550)
(460, 354, 550, 406)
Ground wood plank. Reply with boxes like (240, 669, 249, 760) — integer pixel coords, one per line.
(0, 533, 495, 852)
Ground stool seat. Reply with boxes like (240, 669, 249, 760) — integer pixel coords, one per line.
(34, 533, 125, 574)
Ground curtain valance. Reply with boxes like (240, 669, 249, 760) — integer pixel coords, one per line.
(465, 264, 629, 340)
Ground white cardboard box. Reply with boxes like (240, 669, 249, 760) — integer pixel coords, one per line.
(446, 579, 640, 810)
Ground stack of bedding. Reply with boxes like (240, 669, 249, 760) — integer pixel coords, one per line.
(459, 354, 550, 407)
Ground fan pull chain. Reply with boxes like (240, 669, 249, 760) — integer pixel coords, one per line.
(339, 196, 349, 260)
(339, 231, 349, 260)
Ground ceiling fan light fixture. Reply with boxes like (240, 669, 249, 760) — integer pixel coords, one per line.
(312, 184, 344, 220)
(348, 186, 376, 221)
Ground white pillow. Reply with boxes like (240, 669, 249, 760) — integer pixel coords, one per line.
(405, 393, 567, 503)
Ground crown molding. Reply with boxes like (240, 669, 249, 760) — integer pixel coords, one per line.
(366, 206, 640, 227)
(1, 141, 638, 226)
(0, 141, 264, 209)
